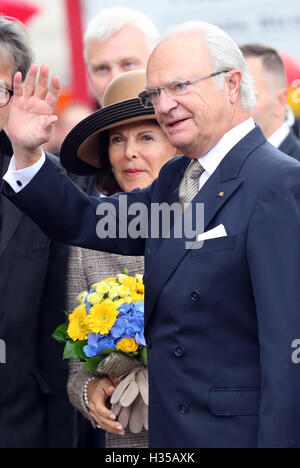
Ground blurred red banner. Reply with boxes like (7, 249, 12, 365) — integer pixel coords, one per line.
(0, 0, 40, 24)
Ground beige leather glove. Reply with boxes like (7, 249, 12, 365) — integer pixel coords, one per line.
(110, 366, 149, 433)
(97, 352, 141, 380)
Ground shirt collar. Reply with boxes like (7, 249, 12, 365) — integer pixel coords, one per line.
(268, 121, 290, 149)
(198, 118, 255, 176)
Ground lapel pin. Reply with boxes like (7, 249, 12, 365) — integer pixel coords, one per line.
(218, 192, 225, 198)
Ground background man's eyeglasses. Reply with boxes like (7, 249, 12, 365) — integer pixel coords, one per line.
(0, 88, 14, 108)
(138, 70, 229, 109)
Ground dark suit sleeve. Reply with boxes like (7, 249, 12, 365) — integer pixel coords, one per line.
(3, 155, 152, 256)
(247, 166, 300, 448)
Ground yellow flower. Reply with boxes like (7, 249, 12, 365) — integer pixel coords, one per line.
(114, 298, 133, 309)
(135, 274, 143, 284)
(132, 292, 144, 303)
(87, 292, 103, 305)
(77, 290, 88, 304)
(108, 286, 120, 300)
(87, 302, 119, 335)
(136, 283, 145, 294)
(103, 277, 118, 283)
(123, 277, 137, 294)
(117, 274, 128, 284)
(118, 285, 130, 298)
(68, 304, 90, 341)
(117, 338, 139, 353)
(93, 282, 110, 296)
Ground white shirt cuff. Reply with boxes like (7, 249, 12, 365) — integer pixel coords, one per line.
(3, 151, 46, 193)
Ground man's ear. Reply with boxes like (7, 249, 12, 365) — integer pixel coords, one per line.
(225, 70, 242, 105)
(274, 87, 288, 118)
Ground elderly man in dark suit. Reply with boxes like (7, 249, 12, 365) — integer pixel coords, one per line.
(3, 21, 300, 448)
(0, 17, 76, 448)
(241, 43, 300, 160)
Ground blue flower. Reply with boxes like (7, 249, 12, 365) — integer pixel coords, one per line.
(133, 301, 144, 319)
(84, 333, 115, 358)
(117, 301, 132, 316)
(110, 317, 128, 339)
(135, 329, 146, 346)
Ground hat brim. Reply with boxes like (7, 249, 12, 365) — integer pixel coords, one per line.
(60, 98, 155, 176)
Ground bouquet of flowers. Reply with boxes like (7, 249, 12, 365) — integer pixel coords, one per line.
(53, 270, 148, 433)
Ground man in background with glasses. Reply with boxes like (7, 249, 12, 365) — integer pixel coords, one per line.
(3, 21, 300, 448)
(0, 17, 75, 448)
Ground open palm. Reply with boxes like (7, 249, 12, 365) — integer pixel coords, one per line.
(6, 64, 60, 151)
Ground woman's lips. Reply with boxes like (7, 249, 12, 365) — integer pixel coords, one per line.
(123, 169, 145, 177)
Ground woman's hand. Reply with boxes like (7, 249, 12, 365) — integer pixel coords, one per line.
(6, 64, 60, 169)
(87, 377, 124, 436)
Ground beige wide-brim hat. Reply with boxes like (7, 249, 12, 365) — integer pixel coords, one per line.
(60, 70, 155, 175)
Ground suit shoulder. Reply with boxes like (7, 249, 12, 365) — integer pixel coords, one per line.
(251, 140, 300, 172)
(158, 155, 189, 176)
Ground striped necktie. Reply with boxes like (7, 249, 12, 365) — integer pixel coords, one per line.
(179, 159, 205, 210)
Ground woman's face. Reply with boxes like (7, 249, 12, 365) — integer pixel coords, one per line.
(109, 120, 177, 192)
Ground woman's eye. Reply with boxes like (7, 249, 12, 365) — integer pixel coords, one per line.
(110, 136, 123, 144)
(142, 134, 154, 142)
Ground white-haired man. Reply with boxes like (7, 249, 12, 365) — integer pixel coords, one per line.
(84, 7, 159, 104)
(3, 21, 300, 448)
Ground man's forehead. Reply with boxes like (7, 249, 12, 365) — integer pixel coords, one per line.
(147, 35, 211, 86)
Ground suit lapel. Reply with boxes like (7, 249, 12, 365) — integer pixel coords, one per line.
(144, 126, 266, 330)
(0, 152, 23, 258)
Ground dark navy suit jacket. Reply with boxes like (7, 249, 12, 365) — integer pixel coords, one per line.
(279, 130, 300, 161)
(3, 126, 300, 448)
(0, 132, 76, 448)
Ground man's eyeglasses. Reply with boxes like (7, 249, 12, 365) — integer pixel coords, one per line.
(138, 70, 229, 109)
(0, 87, 13, 108)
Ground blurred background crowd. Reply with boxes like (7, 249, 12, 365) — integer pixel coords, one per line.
(3, 0, 298, 150)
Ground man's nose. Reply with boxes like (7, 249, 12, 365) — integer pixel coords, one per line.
(156, 89, 178, 115)
(110, 66, 123, 82)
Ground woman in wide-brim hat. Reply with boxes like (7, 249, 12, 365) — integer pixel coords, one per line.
(65, 70, 178, 449)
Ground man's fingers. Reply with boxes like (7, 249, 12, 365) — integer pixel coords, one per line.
(24, 64, 39, 98)
(45, 75, 61, 112)
(12, 72, 23, 97)
(35, 64, 50, 100)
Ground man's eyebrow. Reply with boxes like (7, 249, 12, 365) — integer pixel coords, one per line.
(120, 56, 140, 63)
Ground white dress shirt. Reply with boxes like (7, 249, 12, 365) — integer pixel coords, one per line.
(3, 118, 256, 193)
(267, 121, 290, 149)
(3, 150, 46, 193)
(198, 118, 255, 190)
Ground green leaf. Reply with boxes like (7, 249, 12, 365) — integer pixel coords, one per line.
(139, 346, 148, 366)
(83, 349, 117, 371)
(84, 356, 103, 371)
(123, 268, 130, 276)
(63, 340, 87, 360)
(52, 323, 69, 344)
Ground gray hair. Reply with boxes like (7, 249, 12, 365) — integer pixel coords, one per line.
(160, 21, 257, 112)
(0, 17, 33, 80)
(84, 7, 159, 63)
